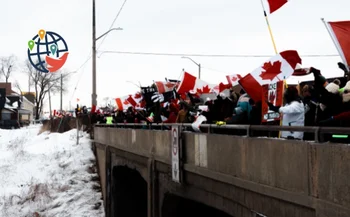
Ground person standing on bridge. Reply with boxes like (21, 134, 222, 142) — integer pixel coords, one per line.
(268, 86, 305, 140)
(106, 113, 114, 125)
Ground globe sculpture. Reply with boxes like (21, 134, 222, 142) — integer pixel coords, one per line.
(27, 30, 69, 73)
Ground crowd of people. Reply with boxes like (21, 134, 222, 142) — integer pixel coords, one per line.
(87, 66, 350, 142)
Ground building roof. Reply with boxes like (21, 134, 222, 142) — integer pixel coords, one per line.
(0, 82, 19, 96)
(22, 92, 35, 104)
(22, 95, 35, 107)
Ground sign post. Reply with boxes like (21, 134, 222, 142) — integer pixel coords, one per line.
(171, 126, 181, 183)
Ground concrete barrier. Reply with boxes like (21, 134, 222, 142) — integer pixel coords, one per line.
(94, 127, 350, 216)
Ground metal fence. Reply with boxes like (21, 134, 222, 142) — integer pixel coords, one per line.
(94, 123, 350, 143)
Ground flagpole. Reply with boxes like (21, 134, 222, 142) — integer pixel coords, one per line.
(321, 18, 349, 71)
(260, 0, 278, 54)
(259, 0, 286, 138)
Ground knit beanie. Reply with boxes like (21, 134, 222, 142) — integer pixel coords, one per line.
(320, 76, 327, 87)
(325, 82, 339, 94)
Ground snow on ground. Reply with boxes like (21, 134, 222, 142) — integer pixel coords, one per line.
(0, 124, 104, 217)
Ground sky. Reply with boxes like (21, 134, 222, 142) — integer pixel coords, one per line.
(0, 0, 349, 111)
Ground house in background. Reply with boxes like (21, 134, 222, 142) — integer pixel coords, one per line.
(0, 83, 35, 128)
(21, 92, 36, 121)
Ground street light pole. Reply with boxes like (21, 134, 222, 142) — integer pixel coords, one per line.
(91, 0, 123, 112)
(92, 0, 97, 112)
(181, 56, 201, 79)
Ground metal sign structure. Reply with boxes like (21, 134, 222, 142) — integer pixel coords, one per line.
(171, 126, 181, 183)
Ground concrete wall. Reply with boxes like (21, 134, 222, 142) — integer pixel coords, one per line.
(95, 144, 106, 203)
(94, 127, 350, 217)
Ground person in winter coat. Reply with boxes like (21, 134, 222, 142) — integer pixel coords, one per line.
(268, 86, 305, 140)
(301, 85, 318, 140)
(163, 103, 179, 123)
(176, 101, 190, 123)
(225, 93, 252, 124)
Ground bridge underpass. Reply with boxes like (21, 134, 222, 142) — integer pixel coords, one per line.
(111, 166, 147, 217)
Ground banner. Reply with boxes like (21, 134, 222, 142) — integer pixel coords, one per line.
(261, 81, 284, 122)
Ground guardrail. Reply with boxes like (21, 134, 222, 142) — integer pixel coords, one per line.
(94, 123, 350, 143)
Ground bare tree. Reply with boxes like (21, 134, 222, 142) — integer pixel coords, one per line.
(24, 60, 71, 119)
(13, 80, 23, 95)
(0, 55, 16, 83)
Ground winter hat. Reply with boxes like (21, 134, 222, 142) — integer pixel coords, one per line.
(325, 82, 339, 94)
(333, 79, 341, 86)
(320, 76, 328, 87)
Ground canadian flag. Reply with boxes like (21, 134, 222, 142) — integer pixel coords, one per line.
(154, 81, 178, 93)
(326, 20, 350, 68)
(126, 92, 143, 108)
(115, 96, 132, 111)
(267, 0, 289, 14)
(176, 72, 214, 95)
(226, 74, 242, 86)
(239, 50, 301, 102)
(212, 83, 232, 95)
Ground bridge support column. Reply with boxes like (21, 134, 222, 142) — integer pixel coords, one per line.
(105, 145, 112, 217)
(148, 158, 158, 217)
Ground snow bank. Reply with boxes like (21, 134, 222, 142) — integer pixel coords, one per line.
(0, 125, 104, 217)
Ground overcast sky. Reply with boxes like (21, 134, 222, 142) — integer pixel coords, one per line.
(1, 0, 349, 111)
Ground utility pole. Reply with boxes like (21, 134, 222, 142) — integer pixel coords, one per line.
(60, 74, 63, 112)
(91, 0, 122, 111)
(198, 63, 201, 79)
(92, 0, 97, 112)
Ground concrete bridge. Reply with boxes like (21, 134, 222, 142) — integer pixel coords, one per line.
(93, 124, 350, 217)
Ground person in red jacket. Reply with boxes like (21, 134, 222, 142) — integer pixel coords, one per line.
(163, 103, 179, 123)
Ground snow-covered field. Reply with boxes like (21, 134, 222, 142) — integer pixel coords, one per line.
(0, 125, 104, 217)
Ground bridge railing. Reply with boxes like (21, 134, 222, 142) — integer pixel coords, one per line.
(94, 123, 350, 143)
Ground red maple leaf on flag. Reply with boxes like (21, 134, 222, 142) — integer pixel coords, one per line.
(231, 76, 238, 82)
(269, 91, 276, 103)
(260, 61, 282, 81)
(196, 85, 211, 94)
(123, 99, 129, 105)
(219, 83, 231, 93)
(134, 93, 142, 99)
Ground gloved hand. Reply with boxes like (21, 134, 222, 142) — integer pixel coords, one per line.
(310, 67, 321, 77)
(338, 62, 349, 73)
(267, 102, 280, 113)
(216, 121, 226, 126)
(151, 92, 164, 103)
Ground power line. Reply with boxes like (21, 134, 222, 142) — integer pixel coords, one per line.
(70, 0, 128, 102)
(97, 0, 128, 50)
(98, 50, 340, 58)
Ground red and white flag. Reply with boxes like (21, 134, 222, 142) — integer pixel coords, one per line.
(176, 72, 214, 95)
(239, 50, 301, 102)
(126, 92, 143, 108)
(325, 20, 350, 68)
(154, 81, 178, 93)
(115, 96, 131, 111)
(226, 74, 242, 86)
(267, 0, 288, 14)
